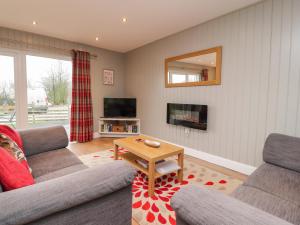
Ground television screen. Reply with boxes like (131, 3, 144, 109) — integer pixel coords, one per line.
(104, 98, 136, 118)
(167, 103, 207, 130)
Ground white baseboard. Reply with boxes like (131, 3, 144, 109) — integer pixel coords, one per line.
(183, 147, 256, 175)
(142, 134, 256, 175)
(93, 132, 101, 139)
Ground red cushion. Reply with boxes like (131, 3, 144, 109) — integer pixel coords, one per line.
(0, 125, 24, 152)
(0, 147, 35, 191)
(0, 125, 31, 172)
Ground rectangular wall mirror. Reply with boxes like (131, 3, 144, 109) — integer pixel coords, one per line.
(165, 46, 222, 88)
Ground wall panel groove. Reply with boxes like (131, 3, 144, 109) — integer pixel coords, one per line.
(125, 0, 300, 167)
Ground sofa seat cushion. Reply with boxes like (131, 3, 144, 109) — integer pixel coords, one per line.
(232, 185, 300, 225)
(35, 164, 87, 183)
(27, 148, 83, 178)
(243, 163, 300, 205)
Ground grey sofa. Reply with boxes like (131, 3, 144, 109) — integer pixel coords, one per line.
(0, 126, 136, 225)
(171, 133, 300, 225)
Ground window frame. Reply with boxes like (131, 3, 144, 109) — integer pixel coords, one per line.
(0, 47, 72, 129)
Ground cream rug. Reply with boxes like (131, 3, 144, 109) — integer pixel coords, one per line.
(79, 148, 243, 225)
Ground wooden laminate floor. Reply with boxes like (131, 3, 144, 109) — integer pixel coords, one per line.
(68, 137, 248, 225)
(68, 137, 118, 156)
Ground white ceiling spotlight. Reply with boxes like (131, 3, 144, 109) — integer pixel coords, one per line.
(32, 21, 37, 25)
(95, 37, 99, 41)
(0, 0, 260, 52)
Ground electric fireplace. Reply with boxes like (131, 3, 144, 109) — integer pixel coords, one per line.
(167, 103, 207, 130)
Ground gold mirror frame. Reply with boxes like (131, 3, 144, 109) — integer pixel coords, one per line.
(165, 46, 222, 88)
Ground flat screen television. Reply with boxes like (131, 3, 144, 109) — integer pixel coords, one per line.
(167, 103, 207, 130)
(104, 98, 136, 118)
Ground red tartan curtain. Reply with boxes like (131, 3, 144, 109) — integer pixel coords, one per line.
(70, 50, 93, 143)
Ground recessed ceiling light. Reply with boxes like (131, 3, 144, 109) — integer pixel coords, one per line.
(95, 37, 99, 41)
(122, 17, 127, 23)
(32, 21, 37, 25)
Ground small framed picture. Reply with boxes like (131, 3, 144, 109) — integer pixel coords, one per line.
(103, 69, 114, 85)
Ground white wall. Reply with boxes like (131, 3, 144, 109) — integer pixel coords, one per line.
(0, 27, 126, 131)
(125, 0, 300, 167)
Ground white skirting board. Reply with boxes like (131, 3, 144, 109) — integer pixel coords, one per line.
(93, 132, 101, 139)
(141, 134, 257, 175)
(183, 147, 256, 175)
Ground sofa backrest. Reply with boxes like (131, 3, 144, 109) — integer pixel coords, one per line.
(19, 126, 69, 157)
(263, 133, 300, 173)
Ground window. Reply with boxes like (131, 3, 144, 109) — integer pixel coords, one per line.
(169, 72, 201, 83)
(0, 55, 16, 127)
(26, 55, 72, 130)
(187, 74, 200, 82)
(0, 50, 73, 130)
(170, 73, 186, 83)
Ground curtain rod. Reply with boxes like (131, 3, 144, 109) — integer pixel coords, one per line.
(0, 37, 98, 58)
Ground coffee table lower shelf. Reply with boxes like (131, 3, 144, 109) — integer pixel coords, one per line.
(114, 135, 184, 197)
(120, 152, 163, 179)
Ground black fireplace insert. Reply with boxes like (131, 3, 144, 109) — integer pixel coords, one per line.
(167, 103, 207, 130)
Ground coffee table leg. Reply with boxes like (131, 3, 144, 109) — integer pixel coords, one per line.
(148, 161, 155, 197)
(114, 144, 119, 160)
(178, 152, 184, 182)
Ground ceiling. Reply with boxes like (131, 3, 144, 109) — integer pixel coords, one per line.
(0, 0, 261, 53)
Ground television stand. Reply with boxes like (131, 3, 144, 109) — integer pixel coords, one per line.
(98, 118, 140, 138)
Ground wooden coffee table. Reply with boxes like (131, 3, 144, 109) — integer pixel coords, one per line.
(114, 135, 184, 197)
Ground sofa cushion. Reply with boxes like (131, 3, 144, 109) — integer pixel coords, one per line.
(27, 186, 133, 225)
(0, 148, 35, 191)
(0, 133, 31, 173)
(263, 133, 300, 172)
(243, 163, 300, 205)
(0, 161, 136, 225)
(172, 185, 292, 225)
(232, 185, 300, 225)
(0, 125, 24, 152)
(19, 126, 68, 157)
(27, 148, 83, 178)
(35, 164, 87, 183)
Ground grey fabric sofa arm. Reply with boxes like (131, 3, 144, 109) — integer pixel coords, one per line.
(263, 133, 300, 172)
(19, 126, 69, 157)
(171, 185, 292, 225)
(0, 161, 136, 225)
